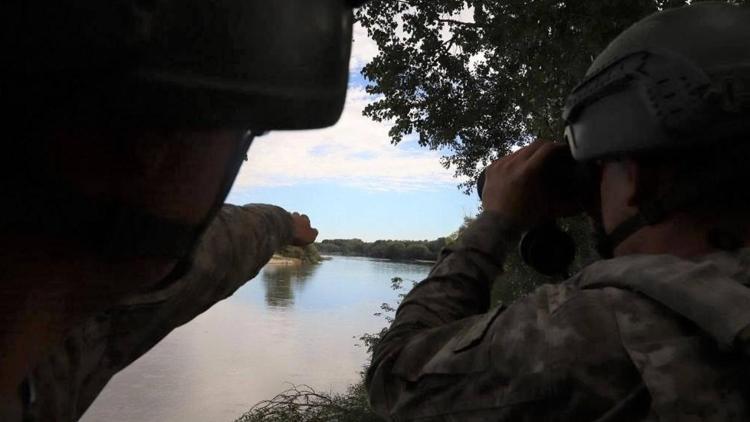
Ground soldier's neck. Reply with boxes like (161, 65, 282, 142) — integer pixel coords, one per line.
(614, 213, 750, 258)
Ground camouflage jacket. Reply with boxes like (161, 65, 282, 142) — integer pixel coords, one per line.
(18, 204, 294, 422)
(367, 212, 750, 421)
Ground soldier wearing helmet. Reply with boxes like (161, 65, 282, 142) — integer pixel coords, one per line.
(0, 0, 360, 420)
(367, 3, 750, 420)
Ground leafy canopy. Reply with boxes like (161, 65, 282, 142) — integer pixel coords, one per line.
(356, 0, 749, 193)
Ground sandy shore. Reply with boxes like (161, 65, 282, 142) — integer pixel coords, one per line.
(267, 255, 303, 265)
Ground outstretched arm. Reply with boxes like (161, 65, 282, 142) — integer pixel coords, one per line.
(163, 204, 315, 307)
(28, 203, 317, 421)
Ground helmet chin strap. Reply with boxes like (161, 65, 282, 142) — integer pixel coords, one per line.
(603, 200, 668, 254)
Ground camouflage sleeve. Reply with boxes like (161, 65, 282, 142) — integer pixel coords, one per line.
(107, 202, 296, 375)
(28, 203, 294, 421)
(366, 211, 521, 416)
(366, 213, 645, 421)
(117, 203, 295, 325)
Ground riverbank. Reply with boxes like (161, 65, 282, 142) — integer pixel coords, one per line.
(274, 244, 323, 265)
(268, 255, 303, 265)
(322, 254, 435, 265)
(268, 255, 332, 266)
(316, 238, 447, 262)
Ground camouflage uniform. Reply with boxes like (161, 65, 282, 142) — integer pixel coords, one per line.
(17, 204, 294, 422)
(367, 212, 750, 421)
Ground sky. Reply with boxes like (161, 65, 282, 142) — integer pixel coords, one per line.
(226, 22, 481, 242)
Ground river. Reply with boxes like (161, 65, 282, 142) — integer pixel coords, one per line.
(80, 256, 431, 422)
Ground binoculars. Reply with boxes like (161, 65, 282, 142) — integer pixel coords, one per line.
(476, 147, 595, 277)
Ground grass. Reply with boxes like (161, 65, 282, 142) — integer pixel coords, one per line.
(234, 381, 380, 422)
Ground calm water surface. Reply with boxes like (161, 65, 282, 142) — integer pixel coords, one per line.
(80, 256, 430, 422)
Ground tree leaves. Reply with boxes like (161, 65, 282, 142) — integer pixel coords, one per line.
(356, 0, 747, 193)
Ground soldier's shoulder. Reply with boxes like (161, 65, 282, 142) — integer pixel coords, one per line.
(505, 269, 672, 349)
(524, 257, 709, 349)
(483, 279, 643, 401)
(491, 279, 636, 355)
(523, 275, 647, 319)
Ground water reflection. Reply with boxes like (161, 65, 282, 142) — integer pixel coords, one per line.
(81, 257, 432, 422)
(261, 263, 320, 308)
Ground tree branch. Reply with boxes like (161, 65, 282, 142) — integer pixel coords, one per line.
(437, 18, 489, 28)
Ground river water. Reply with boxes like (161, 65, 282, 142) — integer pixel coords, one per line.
(80, 256, 431, 422)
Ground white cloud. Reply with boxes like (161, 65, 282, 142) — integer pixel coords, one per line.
(235, 86, 456, 192)
(439, 7, 476, 42)
(234, 18, 462, 193)
(349, 22, 379, 72)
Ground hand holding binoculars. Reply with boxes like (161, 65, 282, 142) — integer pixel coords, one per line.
(477, 142, 595, 277)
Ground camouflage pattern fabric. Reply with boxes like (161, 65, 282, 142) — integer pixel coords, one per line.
(367, 212, 750, 421)
(19, 204, 294, 422)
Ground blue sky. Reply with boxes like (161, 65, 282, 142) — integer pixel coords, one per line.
(226, 23, 481, 241)
(227, 182, 478, 242)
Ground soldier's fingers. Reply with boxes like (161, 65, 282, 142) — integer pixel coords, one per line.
(526, 142, 567, 172)
(488, 142, 533, 169)
(484, 140, 547, 179)
(514, 139, 550, 161)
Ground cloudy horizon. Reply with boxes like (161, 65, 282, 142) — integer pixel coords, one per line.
(227, 20, 481, 242)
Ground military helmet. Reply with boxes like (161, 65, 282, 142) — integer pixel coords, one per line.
(563, 2, 750, 162)
(3, 0, 361, 129)
(0, 1, 364, 269)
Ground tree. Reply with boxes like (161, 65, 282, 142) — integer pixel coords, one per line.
(446, 215, 475, 243)
(405, 243, 432, 260)
(367, 240, 389, 258)
(426, 237, 448, 255)
(385, 241, 407, 260)
(356, 0, 747, 193)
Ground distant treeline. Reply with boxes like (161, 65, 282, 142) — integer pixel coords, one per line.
(315, 238, 450, 262)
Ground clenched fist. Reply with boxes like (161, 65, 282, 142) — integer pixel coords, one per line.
(290, 212, 319, 246)
(482, 140, 582, 229)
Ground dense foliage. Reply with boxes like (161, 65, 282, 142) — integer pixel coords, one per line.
(316, 238, 448, 261)
(276, 244, 322, 264)
(356, 0, 749, 192)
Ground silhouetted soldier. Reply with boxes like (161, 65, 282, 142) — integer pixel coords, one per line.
(0, 1, 362, 419)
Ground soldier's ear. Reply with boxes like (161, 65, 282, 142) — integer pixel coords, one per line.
(600, 159, 640, 209)
(621, 159, 642, 208)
